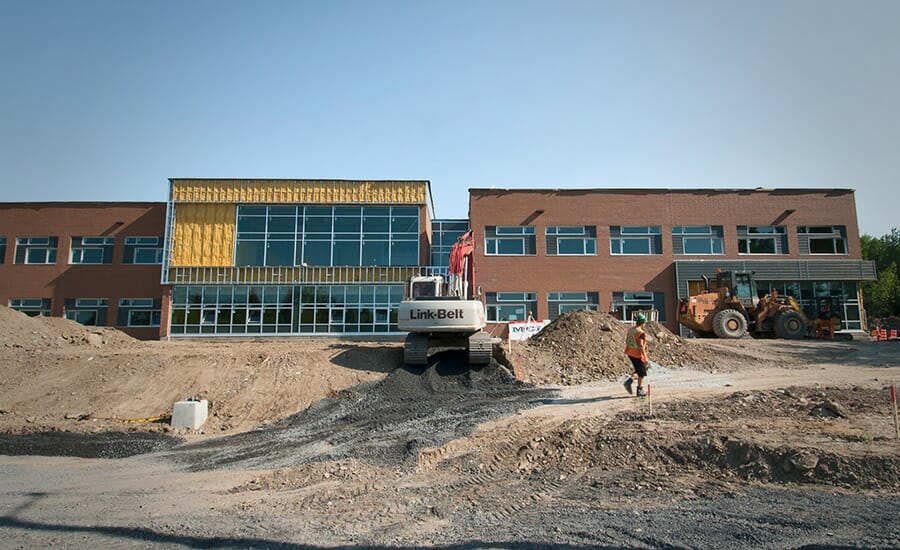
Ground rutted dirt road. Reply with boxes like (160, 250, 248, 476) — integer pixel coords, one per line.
(0, 307, 899, 548)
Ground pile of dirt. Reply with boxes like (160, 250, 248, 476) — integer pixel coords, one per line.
(0, 306, 139, 350)
(513, 310, 716, 385)
(511, 386, 900, 492)
(170, 351, 556, 471)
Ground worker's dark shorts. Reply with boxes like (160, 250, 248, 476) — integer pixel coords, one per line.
(628, 355, 648, 378)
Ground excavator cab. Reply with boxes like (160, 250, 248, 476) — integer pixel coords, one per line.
(407, 276, 442, 300)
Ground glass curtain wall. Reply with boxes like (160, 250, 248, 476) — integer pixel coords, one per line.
(169, 284, 403, 335)
(430, 220, 469, 270)
(758, 280, 862, 330)
(234, 205, 419, 267)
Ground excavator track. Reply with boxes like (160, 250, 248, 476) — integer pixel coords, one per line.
(467, 331, 493, 365)
(403, 333, 429, 366)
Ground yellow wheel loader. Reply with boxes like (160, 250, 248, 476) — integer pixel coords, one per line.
(678, 270, 811, 339)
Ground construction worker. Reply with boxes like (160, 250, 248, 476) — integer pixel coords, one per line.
(624, 313, 650, 397)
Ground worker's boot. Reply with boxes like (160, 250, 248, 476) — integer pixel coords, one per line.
(635, 386, 647, 397)
(623, 378, 633, 395)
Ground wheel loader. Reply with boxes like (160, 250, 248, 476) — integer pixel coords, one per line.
(678, 270, 810, 339)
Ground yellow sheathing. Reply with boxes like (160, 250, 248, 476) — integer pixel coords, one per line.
(166, 266, 419, 284)
(170, 179, 428, 204)
(171, 204, 235, 267)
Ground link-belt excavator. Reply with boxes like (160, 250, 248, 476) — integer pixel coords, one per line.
(397, 230, 495, 365)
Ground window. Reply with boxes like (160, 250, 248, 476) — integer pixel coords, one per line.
(673, 226, 724, 255)
(547, 292, 599, 319)
(9, 298, 51, 317)
(15, 237, 58, 264)
(430, 220, 469, 268)
(64, 298, 108, 326)
(546, 226, 597, 255)
(485, 226, 536, 256)
(798, 226, 847, 255)
(609, 291, 665, 322)
(234, 205, 418, 267)
(0, 237, 6, 263)
(118, 298, 162, 327)
(610, 226, 661, 255)
(70, 237, 114, 264)
(486, 292, 538, 322)
(124, 237, 163, 264)
(737, 226, 787, 255)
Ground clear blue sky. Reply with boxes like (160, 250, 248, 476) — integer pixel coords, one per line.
(1, 0, 897, 236)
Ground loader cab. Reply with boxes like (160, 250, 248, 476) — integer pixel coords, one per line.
(406, 275, 444, 300)
(714, 270, 759, 309)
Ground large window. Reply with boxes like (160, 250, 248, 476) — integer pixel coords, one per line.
(70, 237, 114, 264)
(546, 226, 597, 255)
(798, 226, 847, 255)
(124, 237, 163, 264)
(9, 298, 51, 317)
(486, 292, 538, 322)
(610, 226, 662, 255)
(234, 205, 419, 267)
(737, 226, 787, 255)
(0, 237, 6, 263)
(609, 291, 665, 322)
(485, 226, 536, 256)
(15, 237, 58, 264)
(673, 226, 724, 255)
(431, 220, 469, 268)
(547, 292, 599, 319)
(118, 298, 162, 327)
(64, 298, 108, 326)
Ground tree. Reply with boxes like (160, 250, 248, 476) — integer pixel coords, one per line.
(861, 228, 900, 318)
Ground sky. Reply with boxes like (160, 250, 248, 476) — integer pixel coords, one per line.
(1, 0, 898, 236)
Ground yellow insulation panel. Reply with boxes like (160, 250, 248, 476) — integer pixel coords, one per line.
(171, 179, 428, 204)
(171, 203, 235, 267)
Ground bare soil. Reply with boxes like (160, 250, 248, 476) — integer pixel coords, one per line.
(1, 306, 899, 548)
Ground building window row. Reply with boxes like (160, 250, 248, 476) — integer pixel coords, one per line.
(485, 290, 663, 323)
(482, 225, 847, 256)
(8, 297, 160, 327)
(5, 236, 163, 265)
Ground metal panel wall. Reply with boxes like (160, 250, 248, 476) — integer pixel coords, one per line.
(673, 259, 877, 299)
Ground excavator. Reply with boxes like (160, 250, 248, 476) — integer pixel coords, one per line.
(397, 230, 495, 365)
(678, 270, 811, 339)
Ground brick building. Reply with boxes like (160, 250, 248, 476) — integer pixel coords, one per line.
(469, 188, 877, 334)
(0, 184, 878, 339)
(0, 202, 167, 340)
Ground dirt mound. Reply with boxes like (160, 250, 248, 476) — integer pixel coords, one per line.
(511, 386, 900, 492)
(513, 310, 713, 385)
(0, 305, 139, 350)
(169, 351, 556, 471)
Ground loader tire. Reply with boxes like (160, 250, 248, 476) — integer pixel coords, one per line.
(712, 309, 747, 338)
(774, 310, 806, 340)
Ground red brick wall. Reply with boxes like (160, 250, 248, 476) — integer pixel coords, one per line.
(468, 188, 862, 332)
(0, 203, 167, 339)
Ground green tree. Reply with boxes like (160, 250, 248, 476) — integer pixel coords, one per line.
(861, 228, 900, 318)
